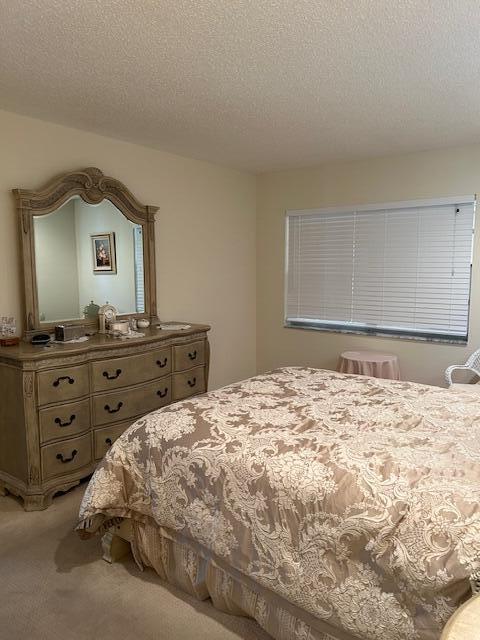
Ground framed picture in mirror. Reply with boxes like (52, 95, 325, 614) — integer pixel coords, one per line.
(91, 232, 116, 273)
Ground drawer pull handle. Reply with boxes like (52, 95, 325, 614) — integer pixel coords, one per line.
(156, 357, 168, 368)
(53, 375, 74, 387)
(105, 438, 112, 446)
(56, 449, 78, 464)
(54, 414, 76, 427)
(157, 387, 169, 398)
(187, 377, 196, 387)
(103, 369, 122, 380)
(188, 350, 197, 360)
(104, 401, 123, 414)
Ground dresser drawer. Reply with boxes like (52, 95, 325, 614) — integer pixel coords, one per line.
(39, 398, 90, 444)
(94, 422, 131, 460)
(37, 364, 89, 406)
(41, 433, 92, 481)
(92, 347, 171, 392)
(173, 366, 206, 400)
(93, 376, 172, 426)
(173, 340, 206, 371)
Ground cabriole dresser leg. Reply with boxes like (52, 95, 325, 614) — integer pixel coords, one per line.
(23, 493, 53, 511)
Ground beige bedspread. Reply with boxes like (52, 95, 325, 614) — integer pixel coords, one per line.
(77, 367, 480, 640)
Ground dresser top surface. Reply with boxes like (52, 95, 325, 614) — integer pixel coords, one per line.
(0, 323, 210, 363)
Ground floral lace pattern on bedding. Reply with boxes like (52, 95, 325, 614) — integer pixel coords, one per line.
(78, 367, 480, 640)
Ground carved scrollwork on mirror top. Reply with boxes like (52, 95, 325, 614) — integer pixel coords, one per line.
(14, 168, 159, 338)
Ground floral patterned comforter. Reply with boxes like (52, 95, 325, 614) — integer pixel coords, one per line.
(77, 367, 480, 640)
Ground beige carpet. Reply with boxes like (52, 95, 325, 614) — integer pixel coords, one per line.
(0, 483, 269, 640)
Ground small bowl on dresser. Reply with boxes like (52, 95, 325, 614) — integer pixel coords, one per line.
(137, 319, 150, 329)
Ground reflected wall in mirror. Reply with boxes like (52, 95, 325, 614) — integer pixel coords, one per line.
(33, 197, 145, 323)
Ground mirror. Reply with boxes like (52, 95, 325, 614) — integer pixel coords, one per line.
(33, 198, 145, 323)
(15, 167, 158, 338)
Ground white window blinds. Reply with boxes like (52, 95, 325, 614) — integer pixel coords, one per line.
(285, 197, 475, 342)
(133, 225, 145, 313)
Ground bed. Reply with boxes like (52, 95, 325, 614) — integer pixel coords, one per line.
(76, 367, 480, 640)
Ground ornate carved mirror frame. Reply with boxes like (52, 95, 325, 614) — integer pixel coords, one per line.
(14, 167, 158, 338)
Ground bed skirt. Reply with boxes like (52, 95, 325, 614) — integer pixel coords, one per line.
(129, 519, 353, 640)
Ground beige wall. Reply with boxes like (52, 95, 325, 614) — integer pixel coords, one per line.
(4, 107, 480, 391)
(34, 200, 80, 322)
(257, 146, 480, 387)
(0, 109, 256, 390)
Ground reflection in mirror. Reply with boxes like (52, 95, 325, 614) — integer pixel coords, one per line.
(33, 197, 145, 323)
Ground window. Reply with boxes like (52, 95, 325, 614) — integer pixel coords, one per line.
(285, 197, 475, 343)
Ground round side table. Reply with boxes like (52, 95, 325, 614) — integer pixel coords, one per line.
(337, 350, 400, 380)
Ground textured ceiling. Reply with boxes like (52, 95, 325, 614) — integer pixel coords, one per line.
(1, 1, 480, 172)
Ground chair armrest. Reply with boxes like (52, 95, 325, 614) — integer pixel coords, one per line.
(445, 365, 474, 385)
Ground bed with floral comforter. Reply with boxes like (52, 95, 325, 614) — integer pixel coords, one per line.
(77, 367, 480, 640)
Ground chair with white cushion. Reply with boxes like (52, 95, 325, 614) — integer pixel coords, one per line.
(445, 348, 480, 388)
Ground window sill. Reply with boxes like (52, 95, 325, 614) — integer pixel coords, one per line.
(284, 321, 468, 346)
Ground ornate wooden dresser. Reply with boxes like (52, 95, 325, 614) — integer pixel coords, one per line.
(0, 325, 210, 510)
(1, 167, 213, 510)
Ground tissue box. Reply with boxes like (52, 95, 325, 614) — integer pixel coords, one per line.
(54, 325, 86, 341)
